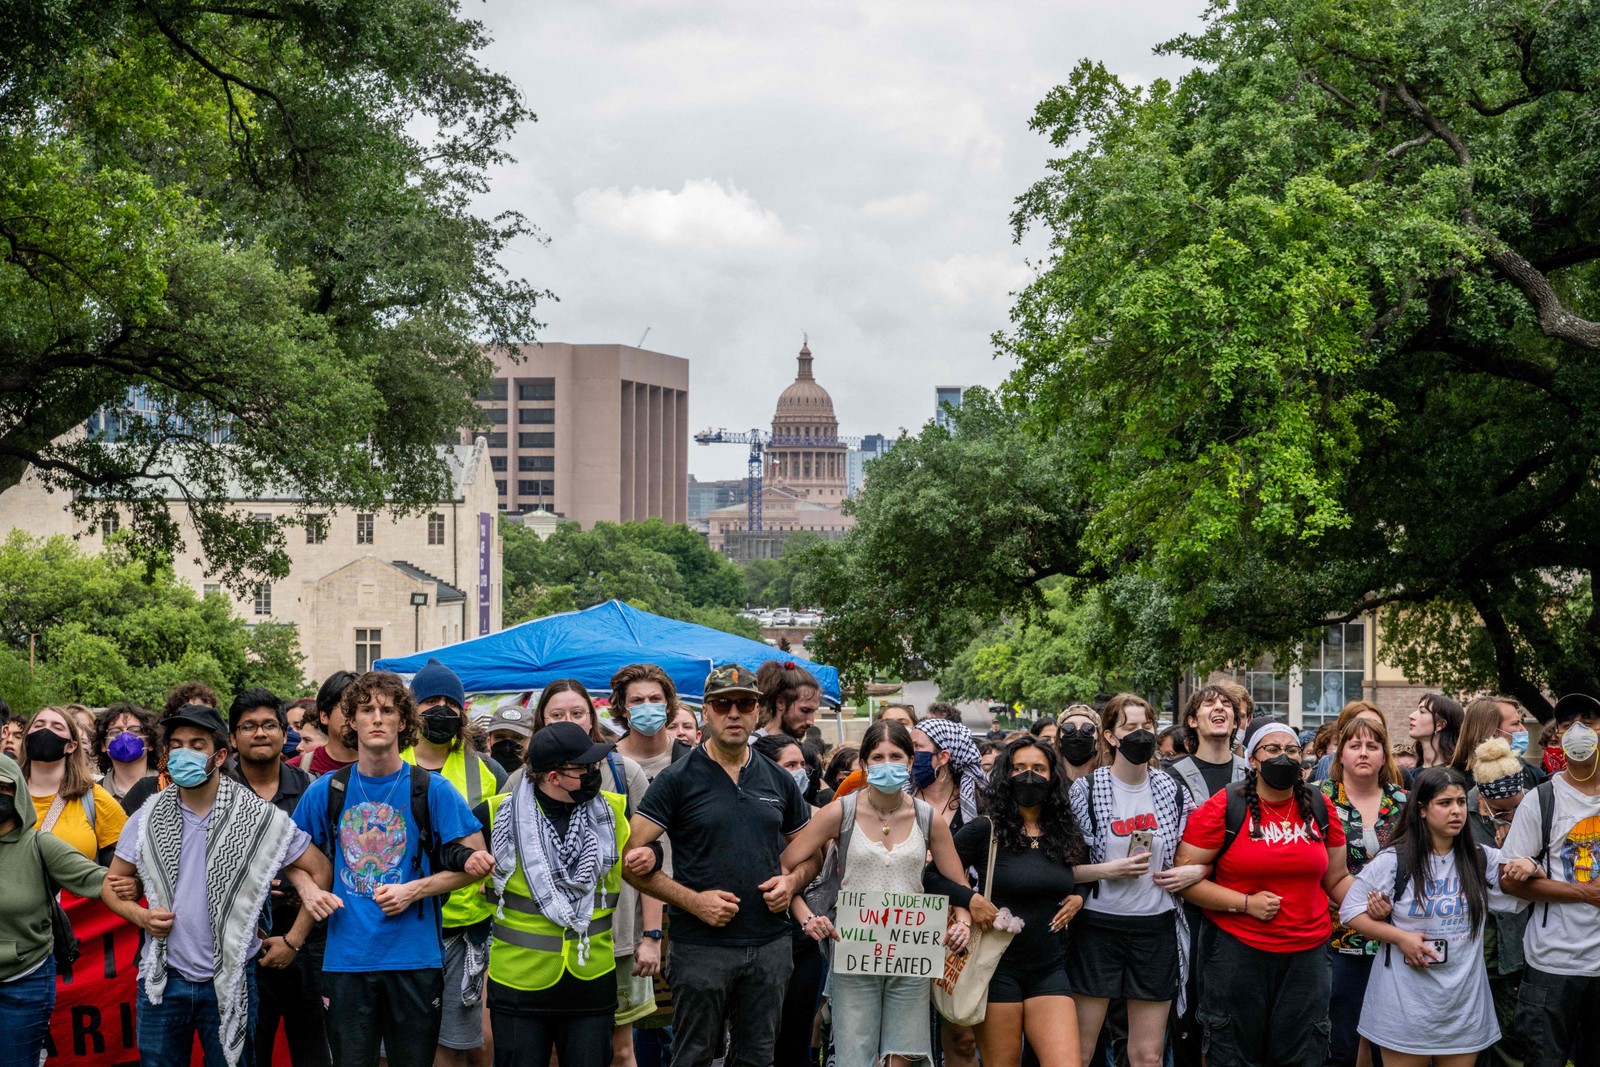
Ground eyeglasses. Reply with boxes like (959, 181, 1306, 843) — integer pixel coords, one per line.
(106, 727, 147, 739)
(238, 721, 282, 735)
(705, 698, 759, 714)
(1256, 744, 1303, 759)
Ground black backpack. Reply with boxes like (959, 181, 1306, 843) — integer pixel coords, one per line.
(1528, 778, 1558, 927)
(324, 764, 444, 930)
(33, 834, 80, 973)
(1211, 780, 1330, 865)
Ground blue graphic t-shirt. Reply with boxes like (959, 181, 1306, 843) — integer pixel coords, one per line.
(294, 765, 481, 972)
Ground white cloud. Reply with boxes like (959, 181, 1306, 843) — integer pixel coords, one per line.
(573, 179, 798, 252)
(862, 190, 937, 220)
(916, 253, 1035, 312)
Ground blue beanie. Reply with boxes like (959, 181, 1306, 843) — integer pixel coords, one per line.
(411, 658, 465, 710)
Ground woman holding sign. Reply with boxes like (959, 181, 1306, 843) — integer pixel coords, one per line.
(927, 734, 1087, 1067)
(781, 720, 981, 1067)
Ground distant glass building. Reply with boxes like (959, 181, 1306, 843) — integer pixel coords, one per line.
(934, 386, 965, 430)
(86, 386, 231, 443)
(847, 433, 895, 499)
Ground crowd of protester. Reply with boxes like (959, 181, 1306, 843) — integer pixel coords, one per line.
(0, 665, 1597, 1067)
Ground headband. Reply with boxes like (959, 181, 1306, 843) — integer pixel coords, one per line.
(1245, 721, 1298, 760)
(1478, 772, 1524, 800)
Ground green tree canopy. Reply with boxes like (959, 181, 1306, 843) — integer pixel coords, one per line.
(501, 519, 761, 640)
(0, 532, 307, 712)
(1, 0, 544, 591)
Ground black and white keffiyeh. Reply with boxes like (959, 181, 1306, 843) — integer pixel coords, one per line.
(914, 717, 985, 824)
(491, 776, 618, 966)
(135, 776, 296, 1067)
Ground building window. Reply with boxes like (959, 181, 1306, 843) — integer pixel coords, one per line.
(486, 432, 506, 448)
(253, 583, 272, 616)
(355, 628, 382, 672)
(1302, 622, 1365, 726)
(495, 480, 506, 495)
(518, 408, 555, 425)
(490, 456, 506, 471)
(1230, 655, 1291, 721)
(518, 455, 555, 472)
(518, 432, 554, 448)
(306, 513, 327, 544)
(100, 513, 119, 536)
(203, 583, 221, 598)
(427, 512, 446, 545)
(518, 380, 555, 402)
(518, 479, 554, 496)
(485, 408, 508, 425)
(356, 513, 374, 545)
(477, 380, 507, 401)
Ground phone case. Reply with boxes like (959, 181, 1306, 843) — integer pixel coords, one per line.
(1427, 938, 1449, 965)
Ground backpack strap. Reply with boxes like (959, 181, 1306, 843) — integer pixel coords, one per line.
(913, 797, 934, 846)
(409, 764, 444, 932)
(324, 766, 354, 861)
(836, 794, 858, 881)
(606, 752, 633, 818)
(1215, 781, 1249, 866)
(1532, 778, 1557, 927)
(1383, 851, 1409, 967)
(1311, 788, 1330, 840)
(83, 788, 96, 832)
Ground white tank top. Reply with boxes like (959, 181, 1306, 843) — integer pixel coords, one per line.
(841, 807, 929, 897)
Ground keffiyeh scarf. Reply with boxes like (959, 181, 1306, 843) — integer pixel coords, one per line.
(491, 776, 618, 966)
(915, 717, 985, 824)
(135, 776, 296, 1067)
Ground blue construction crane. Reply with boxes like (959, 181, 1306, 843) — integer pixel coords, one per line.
(694, 427, 770, 530)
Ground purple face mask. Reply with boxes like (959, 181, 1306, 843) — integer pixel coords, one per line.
(107, 732, 146, 764)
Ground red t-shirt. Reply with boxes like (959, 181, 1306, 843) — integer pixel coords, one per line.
(1182, 788, 1346, 952)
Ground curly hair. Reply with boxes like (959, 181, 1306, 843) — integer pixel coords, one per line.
(92, 702, 159, 772)
(162, 680, 219, 718)
(609, 663, 679, 731)
(988, 736, 1086, 866)
(1239, 767, 1325, 842)
(337, 672, 421, 751)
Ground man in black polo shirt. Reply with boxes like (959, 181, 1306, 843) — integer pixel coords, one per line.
(623, 663, 818, 1067)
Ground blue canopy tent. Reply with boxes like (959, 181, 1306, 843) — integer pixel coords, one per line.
(373, 599, 841, 705)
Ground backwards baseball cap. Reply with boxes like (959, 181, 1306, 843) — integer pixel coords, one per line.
(1552, 693, 1600, 724)
(1242, 716, 1298, 759)
(162, 703, 228, 740)
(410, 658, 466, 710)
(526, 721, 614, 774)
(704, 663, 762, 701)
(488, 706, 533, 738)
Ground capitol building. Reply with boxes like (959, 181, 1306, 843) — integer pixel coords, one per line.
(707, 343, 857, 561)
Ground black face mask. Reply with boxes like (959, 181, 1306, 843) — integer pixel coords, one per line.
(1059, 735, 1098, 766)
(24, 730, 70, 763)
(1116, 729, 1157, 766)
(1010, 770, 1051, 809)
(570, 767, 603, 804)
(0, 793, 15, 827)
(490, 739, 523, 770)
(420, 707, 461, 745)
(1260, 754, 1301, 791)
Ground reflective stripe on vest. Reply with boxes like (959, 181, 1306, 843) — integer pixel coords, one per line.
(486, 790, 629, 991)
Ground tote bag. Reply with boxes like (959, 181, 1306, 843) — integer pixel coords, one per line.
(931, 824, 1014, 1026)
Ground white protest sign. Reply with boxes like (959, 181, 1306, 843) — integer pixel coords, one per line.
(833, 890, 949, 977)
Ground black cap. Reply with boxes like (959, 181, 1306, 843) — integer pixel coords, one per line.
(161, 703, 227, 739)
(526, 721, 614, 774)
(1552, 693, 1600, 724)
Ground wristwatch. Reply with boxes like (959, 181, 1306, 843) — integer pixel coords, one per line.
(641, 929, 664, 941)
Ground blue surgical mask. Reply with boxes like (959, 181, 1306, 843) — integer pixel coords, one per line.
(911, 751, 939, 790)
(1505, 729, 1529, 756)
(789, 767, 810, 794)
(629, 703, 668, 736)
(282, 728, 302, 758)
(866, 762, 910, 794)
(167, 749, 214, 788)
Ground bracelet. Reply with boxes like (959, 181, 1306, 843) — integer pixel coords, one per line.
(1243, 894, 1250, 916)
(951, 919, 970, 927)
(283, 937, 301, 952)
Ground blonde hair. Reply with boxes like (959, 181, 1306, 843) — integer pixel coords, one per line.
(1470, 737, 1523, 789)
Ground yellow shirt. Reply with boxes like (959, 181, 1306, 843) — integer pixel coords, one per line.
(32, 785, 128, 859)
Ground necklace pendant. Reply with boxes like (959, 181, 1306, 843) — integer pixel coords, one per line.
(882, 825, 891, 835)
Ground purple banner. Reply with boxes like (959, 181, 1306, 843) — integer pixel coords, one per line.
(478, 512, 492, 635)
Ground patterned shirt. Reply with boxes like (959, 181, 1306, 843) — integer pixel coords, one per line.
(1323, 778, 1407, 955)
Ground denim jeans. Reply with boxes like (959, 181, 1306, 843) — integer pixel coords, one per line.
(0, 956, 56, 1067)
(137, 969, 259, 1067)
(1195, 925, 1329, 1067)
(667, 937, 793, 1067)
(832, 973, 932, 1066)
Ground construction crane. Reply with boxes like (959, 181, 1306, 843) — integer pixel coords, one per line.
(694, 427, 863, 532)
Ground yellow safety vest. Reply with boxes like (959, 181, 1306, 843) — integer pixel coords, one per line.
(485, 789, 629, 991)
(401, 745, 500, 928)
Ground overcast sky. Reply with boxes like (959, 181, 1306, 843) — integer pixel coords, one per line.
(470, 0, 1208, 480)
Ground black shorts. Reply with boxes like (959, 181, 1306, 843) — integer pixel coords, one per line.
(1064, 909, 1179, 1002)
(987, 953, 1071, 1003)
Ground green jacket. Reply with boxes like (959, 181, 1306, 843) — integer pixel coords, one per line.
(0, 752, 108, 980)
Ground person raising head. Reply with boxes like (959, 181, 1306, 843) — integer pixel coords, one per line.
(20, 704, 126, 862)
(1068, 693, 1203, 1067)
(1055, 704, 1103, 785)
(1175, 717, 1356, 1066)
(1339, 767, 1510, 1065)
(1409, 693, 1464, 776)
(781, 720, 980, 1067)
(93, 702, 159, 803)
(1321, 712, 1406, 1067)
(925, 735, 1086, 1067)
(756, 660, 821, 742)
(1168, 686, 1248, 804)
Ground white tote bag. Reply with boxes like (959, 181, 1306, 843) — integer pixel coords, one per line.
(931, 824, 1014, 1026)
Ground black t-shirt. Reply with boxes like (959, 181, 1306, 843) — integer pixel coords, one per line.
(1191, 756, 1235, 799)
(637, 743, 810, 946)
(938, 816, 1078, 967)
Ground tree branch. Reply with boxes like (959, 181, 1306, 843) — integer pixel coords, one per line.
(1467, 587, 1556, 721)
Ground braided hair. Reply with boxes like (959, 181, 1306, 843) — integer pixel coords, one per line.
(1239, 767, 1325, 841)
